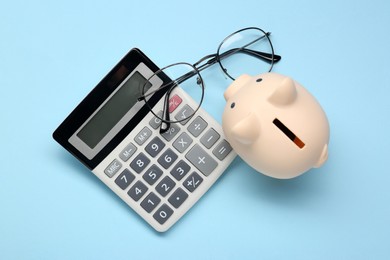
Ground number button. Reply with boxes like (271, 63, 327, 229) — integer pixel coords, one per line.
(168, 188, 188, 209)
(153, 204, 174, 225)
(127, 181, 148, 202)
(158, 148, 178, 169)
(156, 176, 176, 197)
(141, 192, 161, 213)
(130, 153, 150, 173)
(115, 169, 135, 190)
(145, 137, 165, 157)
(142, 164, 163, 185)
(170, 160, 191, 181)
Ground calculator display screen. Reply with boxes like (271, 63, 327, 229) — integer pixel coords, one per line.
(77, 72, 151, 149)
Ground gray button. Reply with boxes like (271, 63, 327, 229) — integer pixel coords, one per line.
(156, 176, 176, 197)
(104, 159, 122, 178)
(187, 116, 208, 137)
(119, 143, 137, 162)
(141, 192, 161, 213)
(212, 140, 233, 161)
(149, 111, 163, 129)
(142, 164, 163, 185)
(200, 128, 220, 149)
(153, 204, 174, 225)
(130, 153, 151, 173)
(127, 180, 148, 202)
(115, 169, 135, 190)
(183, 172, 203, 192)
(168, 188, 188, 209)
(173, 132, 193, 153)
(134, 126, 152, 145)
(170, 160, 191, 181)
(175, 104, 194, 125)
(186, 144, 218, 176)
(160, 123, 180, 142)
(145, 136, 165, 157)
(158, 148, 178, 169)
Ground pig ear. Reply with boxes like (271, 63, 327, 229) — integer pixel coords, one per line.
(231, 113, 260, 145)
(224, 74, 252, 101)
(268, 77, 297, 105)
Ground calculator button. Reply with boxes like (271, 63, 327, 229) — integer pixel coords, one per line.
(143, 164, 163, 185)
(183, 172, 203, 193)
(153, 204, 174, 225)
(212, 140, 233, 161)
(158, 148, 178, 169)
(187, 116, 208, 137)
(156, 176, 176, 197)
(200, 128, 220, 149)
(115, 169, 135, 190)
(127, 180, 148, 202)
(141, 192, 161, 213)
(119, 143, 137, 162)
(160, 123, 180, 142)
(175, 104, 194, 125)
(186, 144, 218, 176)
(168, 188, 188, 209)
(168, 94, 182, 113)
(149, 111, 163, 129)
(170, 160, 191, 181)
(145, 136, 166, 157)
(134, 126, 152, 145)
(173, 132, 193, 153)
(104, 159, 122, 178)
(130, 153, 151, 173)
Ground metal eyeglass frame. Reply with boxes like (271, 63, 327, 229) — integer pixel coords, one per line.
(138, 27, 282, 133)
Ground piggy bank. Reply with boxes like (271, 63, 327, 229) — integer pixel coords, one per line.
(222, 73, 329, 179)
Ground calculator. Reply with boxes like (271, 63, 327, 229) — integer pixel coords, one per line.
(53, 48, 236, 232)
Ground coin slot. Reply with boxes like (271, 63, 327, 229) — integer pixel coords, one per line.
(273, 118, 305, 149)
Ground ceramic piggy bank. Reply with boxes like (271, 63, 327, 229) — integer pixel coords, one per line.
(222, 73, 329, 179)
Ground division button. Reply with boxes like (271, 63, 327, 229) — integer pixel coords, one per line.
(187, 116, 208, 137)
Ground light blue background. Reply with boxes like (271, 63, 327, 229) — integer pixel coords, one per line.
(1, 0, 389, 259)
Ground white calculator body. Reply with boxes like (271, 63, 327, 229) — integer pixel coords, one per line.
(53, 49, 236, 232)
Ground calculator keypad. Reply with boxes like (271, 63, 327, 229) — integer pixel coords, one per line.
(99, 88, 235, 232)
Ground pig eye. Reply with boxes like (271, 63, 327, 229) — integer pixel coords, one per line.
(230, 102, 236, 109)
(256, 78, 262, 83)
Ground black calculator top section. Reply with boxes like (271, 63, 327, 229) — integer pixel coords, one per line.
(53, 48, 168, 170)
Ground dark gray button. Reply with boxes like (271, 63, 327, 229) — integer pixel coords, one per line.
(183, 172, 203, 192)
(153, 204, 174, 225)
(156, 176, 176, 197)
(170, 160, 191, 181)
(142, 164, 163, 185)
(160, 123, 180, 142)
(187, 116, 208, 137)
(186, 144, 218, 176)
(212, 140, 233, 161)
(173, 132, 193, 153)
(149, 111, 163, 129)
(104, 159, 122, 178)
(141, 192, 161, 213)
(130, 153, 150, 173)
(115, 169, 135, 190)
(134, 126, 152, 145)
(168, 188, 188, 209)
(127, 180, 148, 202)
(200, 128, 220, 149)
(175, 104, 194, 125)
(119, 143, 137, 162)
(145, 136, 165, 157)
(158, 148, 178, 169)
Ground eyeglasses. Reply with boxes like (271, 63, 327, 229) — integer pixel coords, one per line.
(138, 27, 282, 133)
